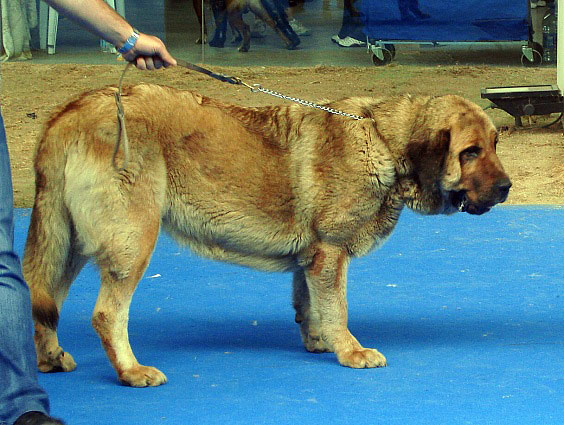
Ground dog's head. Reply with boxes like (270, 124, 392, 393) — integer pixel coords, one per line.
(405, 95, 511, 215)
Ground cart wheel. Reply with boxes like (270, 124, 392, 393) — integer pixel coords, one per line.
(530, 41, 544, 57)
(384, 44, 396, 59)
(521, 49, 542, 67)
(372, 49, 393, 66)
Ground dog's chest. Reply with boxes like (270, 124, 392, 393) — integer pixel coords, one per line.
(343, 183, 405, 257)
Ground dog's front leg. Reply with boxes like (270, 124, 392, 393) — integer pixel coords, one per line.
(293, 269, 332, 353)
(304, 244, 387, 368)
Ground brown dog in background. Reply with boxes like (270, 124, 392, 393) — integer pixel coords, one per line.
(23, 84, 511, 387)
(194, 0, 300, 51)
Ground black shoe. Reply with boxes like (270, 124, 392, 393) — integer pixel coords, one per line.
(14, 411, 65, 425)
(208, 30, 226, 48)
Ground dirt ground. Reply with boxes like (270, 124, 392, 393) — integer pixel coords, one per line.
(1, 62, 563, 207)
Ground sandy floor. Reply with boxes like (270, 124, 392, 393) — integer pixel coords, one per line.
(2, 62, 563, 207)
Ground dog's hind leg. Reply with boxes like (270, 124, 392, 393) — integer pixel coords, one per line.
(62, 139, 167, 386)
(75, 163, 166, 387)
(226, 10, 251, 52)
(91, 212, 164, 387)
(28, 245, 87, 374)
(23, 144, 87, 374)
(292, 269, 332, 353)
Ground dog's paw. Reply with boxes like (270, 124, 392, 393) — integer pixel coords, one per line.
(37, 348, 76, 373)
(337, 348, 387, 368)
(119, 365, 167, 387)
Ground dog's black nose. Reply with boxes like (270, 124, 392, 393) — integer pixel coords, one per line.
(496, 178, 512, 201)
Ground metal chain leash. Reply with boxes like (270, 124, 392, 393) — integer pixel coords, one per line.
(247, 84, 366, 120)
(174, 60, 367, 120)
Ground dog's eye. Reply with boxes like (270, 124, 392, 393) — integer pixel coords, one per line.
(460, 146, 481, 162)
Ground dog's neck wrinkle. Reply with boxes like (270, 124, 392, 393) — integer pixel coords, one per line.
(373, 96, 430, 178)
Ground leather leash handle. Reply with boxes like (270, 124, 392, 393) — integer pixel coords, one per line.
(175, 59, 244, 86)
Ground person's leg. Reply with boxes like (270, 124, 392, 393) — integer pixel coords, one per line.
(408, 0, 430, 19)
(0, 110, 50, 425)
(209, 0, 229, 47)
(334, 0, 365, 45)
(397, 0, 412, 21)
(337, 0, 353, 39)
(337, 0, 363, 39)
(286, 0, 310, 36)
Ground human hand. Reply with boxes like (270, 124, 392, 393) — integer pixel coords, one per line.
(121, 32, 177, 70)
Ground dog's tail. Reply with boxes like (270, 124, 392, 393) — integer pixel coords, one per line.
(23, 110, 77, 330)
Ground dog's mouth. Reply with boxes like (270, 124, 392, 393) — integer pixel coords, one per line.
(449, 190, 492, 215)
(450, 190, 468, 212)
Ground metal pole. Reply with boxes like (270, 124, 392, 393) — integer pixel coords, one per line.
(201, 0, 206, 63)
(558, 0, 563, 92)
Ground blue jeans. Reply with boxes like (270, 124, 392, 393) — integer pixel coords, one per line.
(0, 110, 50, 425)
(338, 0, 365, 40)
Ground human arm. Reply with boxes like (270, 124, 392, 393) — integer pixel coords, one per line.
(43, 0, 176, 70)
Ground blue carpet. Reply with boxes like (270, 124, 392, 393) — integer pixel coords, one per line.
(13, 207, 564, 425)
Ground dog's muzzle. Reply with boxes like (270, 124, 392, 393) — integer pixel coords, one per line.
(450, 191, 492, 215)
(450, 178, 512, 215)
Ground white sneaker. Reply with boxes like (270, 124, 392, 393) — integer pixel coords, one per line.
(289, 18, 311, 36)
(337, 36, 366, 47)
(331, 35, 341, 43)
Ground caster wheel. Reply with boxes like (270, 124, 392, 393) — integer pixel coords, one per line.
(372, 48, 393, 66)
(530, 41, 544, 57)
(384, 44, 396, 59)
(521, 49, 542, 67)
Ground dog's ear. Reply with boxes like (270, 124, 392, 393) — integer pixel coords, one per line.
(440, 128, 462, 189)
(407, 127, 451, 186)
(434, 128, 451, 163)
(437, 129, 450, 147)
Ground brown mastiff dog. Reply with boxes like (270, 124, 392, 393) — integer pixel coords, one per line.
(23, 84, 511, 387)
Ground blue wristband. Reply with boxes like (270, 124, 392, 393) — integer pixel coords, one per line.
(117, 29, 140, 54)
